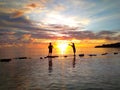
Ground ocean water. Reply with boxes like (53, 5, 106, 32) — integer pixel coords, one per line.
(0, 47, 120, 90)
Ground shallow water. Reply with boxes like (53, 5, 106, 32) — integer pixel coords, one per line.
(0, 48, 120, 90)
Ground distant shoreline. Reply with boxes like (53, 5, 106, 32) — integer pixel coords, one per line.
(95, 42, 120, 48)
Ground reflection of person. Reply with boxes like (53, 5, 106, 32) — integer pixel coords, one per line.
(69, 42, 76, 56)
(48, 57, 53, 74)
(73, 56, 76, 68)
(48, 42, 53, 56)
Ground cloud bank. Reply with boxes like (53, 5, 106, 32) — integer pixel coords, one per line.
(0, 0, 120, 47)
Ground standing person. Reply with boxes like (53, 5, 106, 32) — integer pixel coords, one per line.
(69, 42, 76, 56)
(48, 42, 53, 56)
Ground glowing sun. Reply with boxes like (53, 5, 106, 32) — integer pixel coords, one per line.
(57, 42, 68, 54)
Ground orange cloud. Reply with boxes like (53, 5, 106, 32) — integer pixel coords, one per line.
(20, 34, 31, 42)
(22, 34, 31, 39)
(11, 2, 45, 18)
(53, 4, 66, 11)
(27, 3, 39, 8)
(0, 7, 16, 14)
(11, 7, 31, 18)
(11, 10, 25, 18)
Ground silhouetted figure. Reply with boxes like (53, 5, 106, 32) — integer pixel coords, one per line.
(69, 42, 76, 56)
(73, 56, 76, 68)
(48, 42, 53, 56)
(48, 57, 53, 74)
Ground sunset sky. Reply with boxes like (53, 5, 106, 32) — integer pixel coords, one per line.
(0, 0, 120, 48)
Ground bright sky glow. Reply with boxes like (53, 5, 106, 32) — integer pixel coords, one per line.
(0, 0, 120, 47)
(43, 13, 79, 27)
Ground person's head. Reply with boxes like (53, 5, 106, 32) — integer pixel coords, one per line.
(49, 42, 52, 45)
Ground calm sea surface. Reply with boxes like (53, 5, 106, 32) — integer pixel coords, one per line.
(0, 47, 120, 90)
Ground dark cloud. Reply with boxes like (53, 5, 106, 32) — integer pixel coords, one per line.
(96, 31, 118, 40)
(61, 30, 119, 40)
(48, 24, 79, 31)
(0, 13, 51, 33)
(62, 31, 96, 39)
(0, 12, 31, 24)
(0, 32, 15, 36)
(97, 31, 116, 36)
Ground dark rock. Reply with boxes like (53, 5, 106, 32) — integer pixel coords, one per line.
(0, 58, 11, 62)
(114, 52, 118, 54)
(40, 57, 43, 59)
(64, 55, 68, 58)
(46, 56, 59, 58)
(101, 53, 108, 55)
(89, 54, 97, 56)
(15, 57, 27, 59)
(79, 54, 84, 57)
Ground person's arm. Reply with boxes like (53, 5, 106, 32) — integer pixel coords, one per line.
(69, 44, 71, 46)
